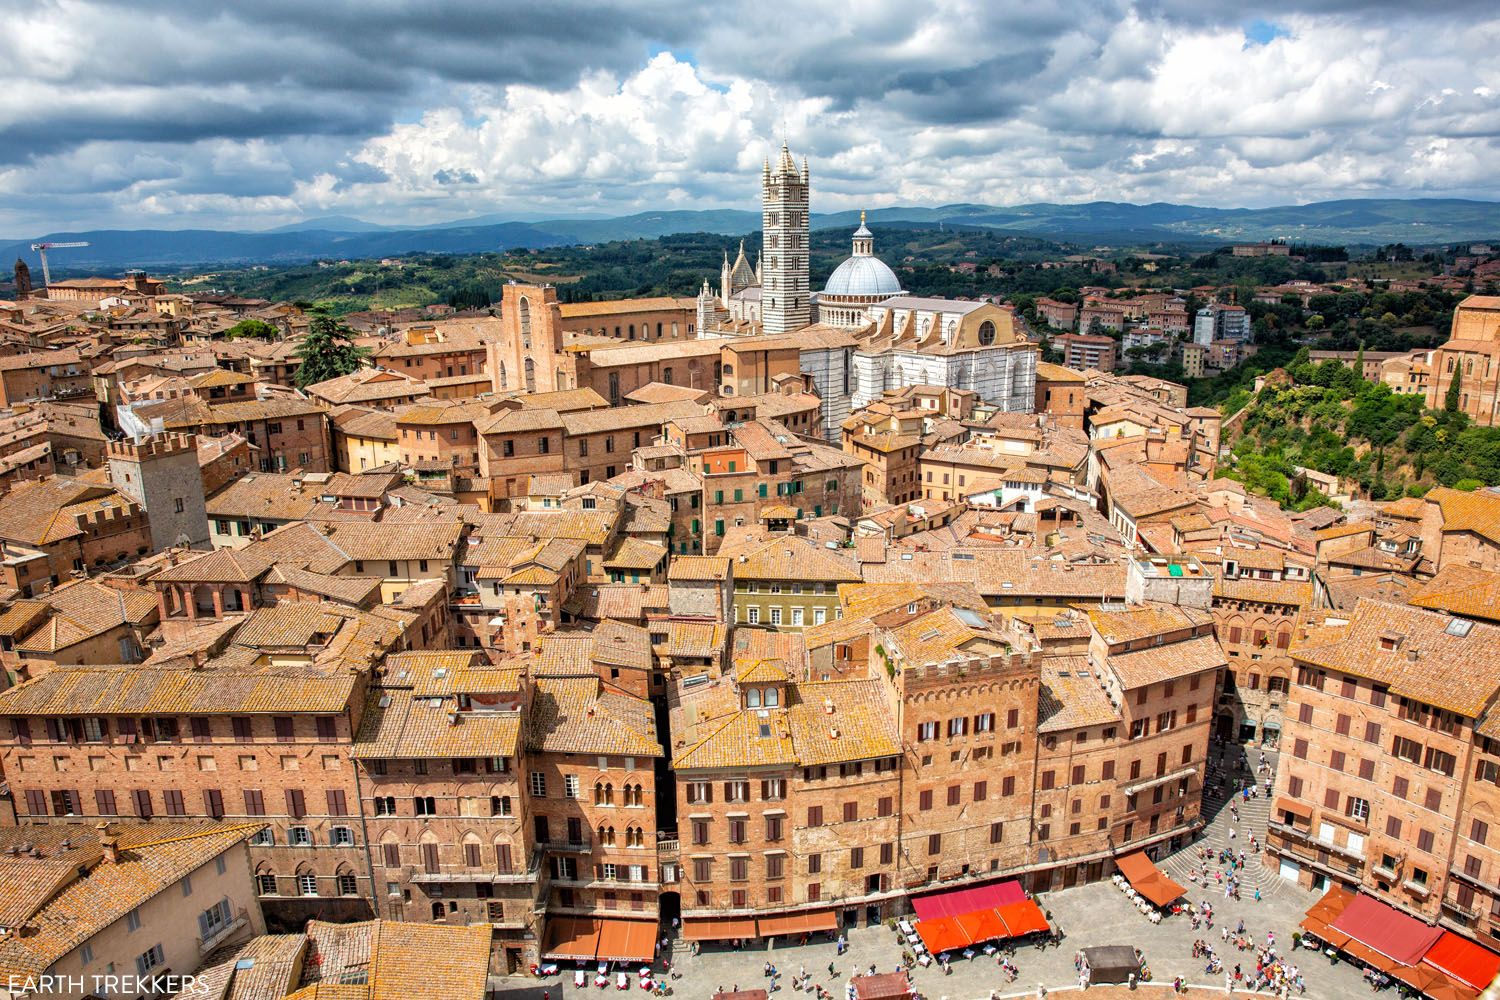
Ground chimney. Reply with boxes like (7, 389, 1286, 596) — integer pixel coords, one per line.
(97, 822, 120, 863)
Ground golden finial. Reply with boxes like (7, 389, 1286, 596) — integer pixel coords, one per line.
(861, 210, 866, 225)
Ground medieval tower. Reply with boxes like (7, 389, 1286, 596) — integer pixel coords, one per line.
(761, 142, 810, 334)
(13, 259, 31, 300)
(107, 433, 211, 551)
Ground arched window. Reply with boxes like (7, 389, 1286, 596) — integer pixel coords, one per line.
(595, 781, 606, 805)
(432, 902, 446, 920)
(598, 823, 608, 844)
(747, 688, 762, 708)
(763, 686, 780, 707)
(518, 296, 532, 349)
(977, 320, 996, 346)
(524, 357, 536, 393)
(604, 783, 614, 805)
(628, 324, 636, 340)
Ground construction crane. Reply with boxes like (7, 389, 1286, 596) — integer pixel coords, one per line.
(29, 241, 89, 287)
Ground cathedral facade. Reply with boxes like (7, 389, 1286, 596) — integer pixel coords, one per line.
(696, 143, 1037, 423)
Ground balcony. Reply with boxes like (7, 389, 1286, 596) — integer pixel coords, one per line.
(1442, 895, 1479, 921)
(656, 831, 679, 859)
(410, 865, 540, 885)
(197, 909, 250, 955)
(537, 835, 592, 853)
(1403, 879, 1432, 900)
(1450, 863, 1489, 890)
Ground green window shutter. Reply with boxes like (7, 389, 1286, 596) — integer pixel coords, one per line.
(714, 519, 725, 537)
(758, 484, 768, 498)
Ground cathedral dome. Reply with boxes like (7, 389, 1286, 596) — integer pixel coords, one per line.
(822, 254, 903, 298)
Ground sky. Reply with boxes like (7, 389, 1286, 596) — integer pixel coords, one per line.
(3, 0, 1500, 235)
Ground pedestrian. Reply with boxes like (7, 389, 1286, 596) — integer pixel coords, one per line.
(828, 964, 836, 979)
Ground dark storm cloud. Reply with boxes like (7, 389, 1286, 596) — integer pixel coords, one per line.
(3, 0, 1499, 231)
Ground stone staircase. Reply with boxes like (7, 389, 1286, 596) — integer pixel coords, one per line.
(1162, 743, 1286, 898)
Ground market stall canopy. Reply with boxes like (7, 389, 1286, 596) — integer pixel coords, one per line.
(850, 972, 913, 1000)
(1082, 945, 1141, 984)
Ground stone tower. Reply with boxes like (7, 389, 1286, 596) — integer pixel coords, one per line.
(13, 259, 31, 301)
(107, 433, 210, 551)
(761, 142, 810, 334)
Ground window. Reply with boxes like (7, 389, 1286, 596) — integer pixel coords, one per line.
(136, 944, 166, 976)
(565, 774, 580, 799)
(298, 873, 319, 896)
(126, 907, 142, 932)
(331, 826, 354, 847)
(529, 772, 546, 797)
(807, 853, 822, 874)
(807, 805, 823, 827)
(1346, 797, 1370, 823)
(290, 826, 312, 846)
(338, 873, 359, 896)
(414, 796, 437, 816)
(928, 834, 941, 855)
(197, 898, 232, 940)
(765, 815, 783, 841)
(257, 873, 278, 895)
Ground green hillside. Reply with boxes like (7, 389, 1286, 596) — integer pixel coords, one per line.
(1225, 351, 1500, 505)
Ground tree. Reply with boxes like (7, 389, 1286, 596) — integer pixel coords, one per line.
(224, 318, 279, 341)
(294, 313, 369, 388)
(1446, 368, 1463, 413)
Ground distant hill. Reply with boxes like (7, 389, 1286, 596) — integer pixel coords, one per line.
(6, 198, 1498, 273)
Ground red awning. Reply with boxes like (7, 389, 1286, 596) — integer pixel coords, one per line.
(715, 993, 769, 1000)
(851, 972, 913, 1000)
(954, 908, 1007, 946)
(1330, 893, 1443, 967)
(916, 916, 968, 955)
(596, 918, 658, 963)
(996, 899, 1050, 937)
(910, 880, 1023, 920)
(1114, 851, 1187, 907)
(684, 916, 757, 941)
(1423, 931, 1500, 991)
(544, 917, 602, 960)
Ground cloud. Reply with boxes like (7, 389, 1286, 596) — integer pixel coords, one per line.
(3, 0, 1500, 233)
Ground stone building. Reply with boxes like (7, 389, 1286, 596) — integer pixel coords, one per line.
(107, 433, 211, 551)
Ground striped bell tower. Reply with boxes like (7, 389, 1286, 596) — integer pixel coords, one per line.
(760, 143, 810, 334)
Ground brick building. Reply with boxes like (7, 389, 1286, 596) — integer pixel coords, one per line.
(1269, 600, 1500, 939)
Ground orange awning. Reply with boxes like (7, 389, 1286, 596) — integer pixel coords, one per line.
(544, 916, 602, 960)
(684, 916, 757, 941)
(1114, 851, 1187, 907)
(996, 899, 1050, 937)
(916, 916, 968, 955)
(954, 908, 1007, 945)
(597, 918, 658, 962)
(758, 909, 837, 937)
(1275, 797, 1313, 821)
(1342, 939, 1398, 974)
